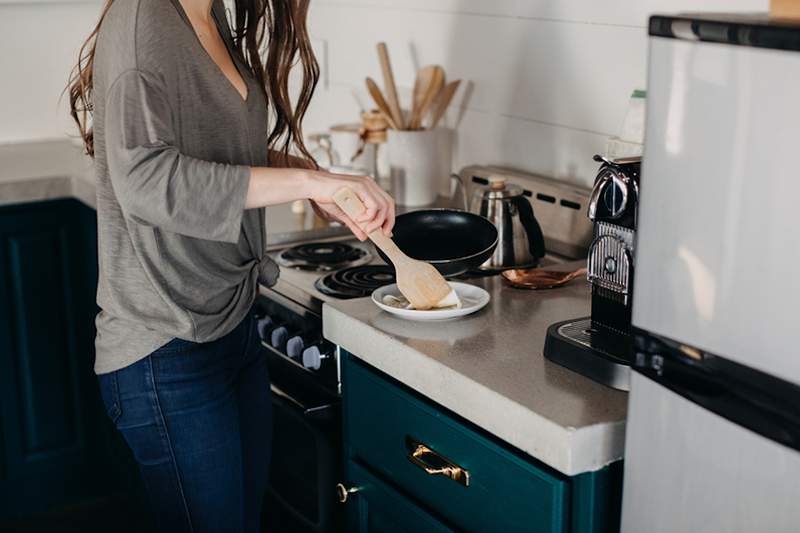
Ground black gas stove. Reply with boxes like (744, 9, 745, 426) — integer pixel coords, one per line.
(314, 265, 396, 299)
(258, 240, 395, 533)
(276, 242, 372, 272)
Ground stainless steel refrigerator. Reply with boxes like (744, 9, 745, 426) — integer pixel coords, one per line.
(622, 14, 800, 533)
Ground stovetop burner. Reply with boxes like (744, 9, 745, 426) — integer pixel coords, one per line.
(315, 265, 396, 299)
(277, 242, 372, 271)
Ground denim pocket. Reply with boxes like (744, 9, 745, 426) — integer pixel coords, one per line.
(98, 372, 122, 423)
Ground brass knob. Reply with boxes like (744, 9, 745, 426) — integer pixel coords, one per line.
(336, 483, 359, 504)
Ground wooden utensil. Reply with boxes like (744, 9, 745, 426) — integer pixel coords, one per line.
(333, 187, 457, 310)
(376, 42, 406, 130)
(411, 74, 424, 118)
(428, 79, 461, 129)
(412, 65, 443, 121)
(502, 267, 587, 290)
(365, 78, 399, 130)
(408, 66, 444, 130)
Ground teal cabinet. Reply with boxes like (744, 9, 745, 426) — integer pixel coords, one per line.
(345, 460, 452, 533)
(341, 353, 622, 533)
(0, 199, 135, 521)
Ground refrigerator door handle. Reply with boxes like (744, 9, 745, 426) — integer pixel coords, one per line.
(633, 329, 800, 453)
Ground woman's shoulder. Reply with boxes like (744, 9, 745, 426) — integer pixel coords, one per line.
(97, 0, 186, 79)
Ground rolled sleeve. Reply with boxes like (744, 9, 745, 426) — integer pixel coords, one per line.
(105, 69, 250, 243)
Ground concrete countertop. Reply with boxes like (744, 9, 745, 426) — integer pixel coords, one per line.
(323, 267, 628, 476)
(0, 139, 95, 208)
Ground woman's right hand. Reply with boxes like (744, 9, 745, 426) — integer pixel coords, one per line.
(304, 169, 395, 241)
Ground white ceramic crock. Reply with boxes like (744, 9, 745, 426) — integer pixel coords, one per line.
(387, 128, 452, 206)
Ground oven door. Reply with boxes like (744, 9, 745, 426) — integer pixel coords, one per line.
(266, 371, 342, 533)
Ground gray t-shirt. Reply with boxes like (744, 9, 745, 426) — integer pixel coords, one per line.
(92, 0, 278, 374)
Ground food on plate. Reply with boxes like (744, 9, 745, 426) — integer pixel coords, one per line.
(382, 289, 462, 311)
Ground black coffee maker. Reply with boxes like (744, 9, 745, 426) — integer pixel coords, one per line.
(544, 155, 641, 391)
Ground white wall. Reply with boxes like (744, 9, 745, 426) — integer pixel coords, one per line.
(0, 1, 103, 145)
(0, 0, 768, 186)
(303, 0, 768, 187)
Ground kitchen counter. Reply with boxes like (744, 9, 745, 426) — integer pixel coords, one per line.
(0, 139, 95, 208)
(323, 267, 628, 476)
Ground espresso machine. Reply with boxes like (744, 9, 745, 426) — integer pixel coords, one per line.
(543, 155, 641, 390)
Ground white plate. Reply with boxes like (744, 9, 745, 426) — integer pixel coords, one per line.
(371, 282, 490, 321)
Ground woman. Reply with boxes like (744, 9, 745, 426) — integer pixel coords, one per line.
(67, 0, 393, 530)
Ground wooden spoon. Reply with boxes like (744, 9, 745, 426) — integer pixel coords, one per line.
(428, 79, 461, 129)
(502, 267, 587, 290)
(412, 65, 443, 120)
(408, 65, 444, 130)
(365, 78, 399, 130)
(376, 42, 406, 129)
(333, 187, 457, 310)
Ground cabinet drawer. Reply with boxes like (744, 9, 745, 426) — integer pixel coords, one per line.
(343, 357, 568, 533)
(346, 460, 452, 532)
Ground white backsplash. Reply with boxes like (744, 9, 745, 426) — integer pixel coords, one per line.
(0, 0, 767, 187)
(303, 0, 768, 188)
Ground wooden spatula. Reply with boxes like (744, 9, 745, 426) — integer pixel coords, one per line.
(376, 42, 406, 130)
(332, 187, 458, 310)
(412, 65, 442, 119)
(365, 78, 399, 130)
(429, 79, 461, 129)
(408, 65, 444, 130)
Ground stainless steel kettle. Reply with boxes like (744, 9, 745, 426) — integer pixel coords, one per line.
(469, 177, 545, 270)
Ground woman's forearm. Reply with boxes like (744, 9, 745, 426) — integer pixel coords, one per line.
(244, 166, 314, 208)
(244, 149, 317, 208)
(244, 165, 395, 236)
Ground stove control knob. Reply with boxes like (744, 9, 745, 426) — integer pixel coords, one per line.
(286, 336, 305, 359)
(302, 345, 331, 371)
(256, 316, 274, 341)
(270, 326, 289, 350)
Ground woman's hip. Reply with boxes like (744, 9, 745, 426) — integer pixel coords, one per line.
(96, 308, 271, 531)
(97, 307, 266, 438)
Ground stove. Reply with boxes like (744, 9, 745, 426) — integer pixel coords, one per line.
(257, 240, 388, 533)
(314, 265, 396, 299)
(276, 242, 373, 271)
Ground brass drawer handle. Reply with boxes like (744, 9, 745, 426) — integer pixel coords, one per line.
(336, 483, 360, 503)
(406, 436, 470, 487)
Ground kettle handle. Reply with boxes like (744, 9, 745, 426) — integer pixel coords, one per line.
(449, 173, 469, 211)
(514, 196, 546, 260)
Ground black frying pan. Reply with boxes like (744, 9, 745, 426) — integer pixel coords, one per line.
(375, 209, 498, 277)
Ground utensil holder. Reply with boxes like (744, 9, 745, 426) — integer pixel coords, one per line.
(387, 128, 452, 207)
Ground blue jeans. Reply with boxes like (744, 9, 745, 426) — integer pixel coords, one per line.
(98, 310, 272, 533)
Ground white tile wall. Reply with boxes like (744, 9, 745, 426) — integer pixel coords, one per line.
(0, 0, 768, 187)
(303, 0, 768, 187)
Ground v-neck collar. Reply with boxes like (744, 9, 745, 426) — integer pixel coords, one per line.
(168, 0, 251, 103)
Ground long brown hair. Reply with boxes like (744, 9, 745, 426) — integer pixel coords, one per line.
(67, 0, 319, 166)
